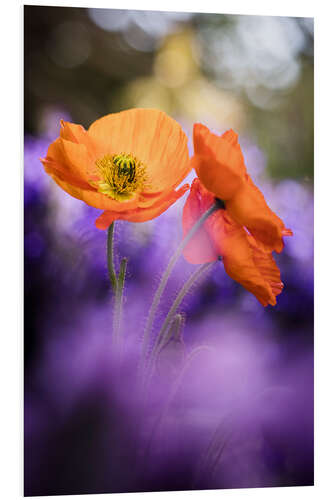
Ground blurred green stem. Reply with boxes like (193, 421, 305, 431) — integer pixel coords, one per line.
(140, 200, 222, 370)
(107, 222, 127, 354)
(142, 262, 214, 391)
(107, 222, 117, 293)
(113, 257, 127, 354)
(154, 313, 185, 359)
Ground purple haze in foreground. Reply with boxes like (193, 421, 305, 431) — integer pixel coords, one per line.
(24, 120, 313, 495)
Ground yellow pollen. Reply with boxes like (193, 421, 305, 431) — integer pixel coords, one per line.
(95, 153, 147, 201)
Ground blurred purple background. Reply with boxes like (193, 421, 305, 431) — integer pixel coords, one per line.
(24, 6, 313, 496)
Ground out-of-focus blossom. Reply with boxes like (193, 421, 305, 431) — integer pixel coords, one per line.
(41, 108, 190, 229)
(190, 124, 292, 253)
(197, 15, 307, 106)
(88, 9, 193, 51)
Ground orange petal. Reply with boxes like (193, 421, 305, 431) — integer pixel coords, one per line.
(193, 123, 246, 200)
(181, 179, 283, 306)
(247, 234, 284, 297)
(43, 161, 96, 191)
(182, 178, 219, 264)
(191, 124, 292, 253)
(136, 184, 188, 210)
(88, 108, 191, 193)
(60, 138, 97, 181)
(207, 213, 277, 306)
(48, 174, 140, 212)
(226, 175, 291, 253)
(41, 137, 96, 186)
(60, 120, 98, 159)
(95, 184, 190, 229)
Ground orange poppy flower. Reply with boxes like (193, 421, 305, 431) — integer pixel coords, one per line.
(41, 108, 191, 229)
(190, 123, 292, 253)
(183, 179, 284, 306)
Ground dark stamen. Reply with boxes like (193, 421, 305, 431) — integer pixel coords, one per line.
(215, 197, 225, 209)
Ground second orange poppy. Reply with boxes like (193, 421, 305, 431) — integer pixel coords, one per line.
(190, 124, 292, 254)
(183, 179, 285, 306)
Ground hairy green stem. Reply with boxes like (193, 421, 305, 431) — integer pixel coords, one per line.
(112, 257, 127, 353)
(140, 201, 221, 368)
(155, 313, 185, 358)
(107, 222, 117, 293)
(142, 262, 214, 391)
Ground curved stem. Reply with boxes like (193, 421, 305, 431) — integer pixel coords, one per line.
(112, 257, 127, 354)
(155, 313, 185, 358)
(140, 201, 221, 366)
(143, 314, 184, 394)
(142, 262, 214, 391)
(107, 223, 117, 293)
(153, 263, 213, 362)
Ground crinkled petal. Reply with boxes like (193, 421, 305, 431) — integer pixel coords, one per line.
(226, 175, 292, 253)
(207, 212, 277, 306)
(182, 179, 282, 306)
(247, 235, 284, 298)
(88, 108, 191, 192)
(191, 123, 293, 253)
(193, 124, 246, 200)
(41, 137, 96, 186)
(43, 161, 96, 191)
(95, 184, 190, 229)
(60, 120, 99, 159)
(137, 186, 183, 210)
(48, 175, 139, 212)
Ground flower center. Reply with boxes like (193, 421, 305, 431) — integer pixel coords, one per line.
(95, 153, 147, 201)
(215, 197, 226, 209)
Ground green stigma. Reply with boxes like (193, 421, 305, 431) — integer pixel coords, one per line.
(95, 153, 147, 201)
